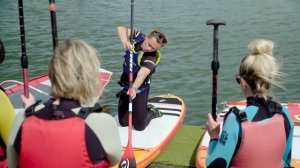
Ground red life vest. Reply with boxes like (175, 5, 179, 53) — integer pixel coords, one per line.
(231, 114, 286, 168)
(19, 116, 109, 168)
(0, 160, 7, 168)
(0, 146, 7, 168)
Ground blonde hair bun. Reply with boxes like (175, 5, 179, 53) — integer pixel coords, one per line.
(248, 39, 274, 56)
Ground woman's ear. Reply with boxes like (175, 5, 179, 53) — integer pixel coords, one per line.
(241, 78, 248, 90)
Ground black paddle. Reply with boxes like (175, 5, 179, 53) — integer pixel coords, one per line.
(18, 0, 29, 98)
(0, 40, 5, 92)
(0, 39, 5, 64)
(206, 19, 226, 120)
(119, 0, 136, 168)
(49, 0, 58, 50)
(48, 0, 112, 114)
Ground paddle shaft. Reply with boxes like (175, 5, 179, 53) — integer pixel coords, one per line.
(128, 0, 134, 142)
(119, 0, 136, 167)
(129, 0, 134, 109)
(49, 0, 58, 50)
(206, 19, 226, 120)
(0, 39, 5, 64)
(18, 0, 29, 98)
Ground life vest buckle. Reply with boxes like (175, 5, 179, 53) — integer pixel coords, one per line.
(25, 100, 42, 117)
(229, 106, 248, 122)
(239, 111, 248, 122)
(78, 108, 89, 119)
(77, 103, 103, 119)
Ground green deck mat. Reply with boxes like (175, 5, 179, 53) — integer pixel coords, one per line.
(151, 125, 206, 168)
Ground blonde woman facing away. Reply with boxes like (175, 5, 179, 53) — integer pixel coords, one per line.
(7, 39, 122, 168)
(206, 39, 294, 168)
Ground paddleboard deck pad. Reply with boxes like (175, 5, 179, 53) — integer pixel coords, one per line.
(196, 101, 300, 168)
(0, 68, 112, 110)
(114, 94, 186, 168)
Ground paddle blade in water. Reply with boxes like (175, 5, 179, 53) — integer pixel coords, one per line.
(118, 146, 136, 168)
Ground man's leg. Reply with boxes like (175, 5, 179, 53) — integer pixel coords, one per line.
(132, 87, 154, 131)
(118, 93, 129, 127)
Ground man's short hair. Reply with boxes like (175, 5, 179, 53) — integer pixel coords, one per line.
(148, 30, 167, 46)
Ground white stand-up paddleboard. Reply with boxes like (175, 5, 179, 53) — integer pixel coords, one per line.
(114, 94, 186, 168)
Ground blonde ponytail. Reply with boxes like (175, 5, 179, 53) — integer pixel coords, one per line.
(239, 39, 284, 97)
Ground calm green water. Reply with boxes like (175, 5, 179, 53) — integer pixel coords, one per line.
(1, 0, 300, 126)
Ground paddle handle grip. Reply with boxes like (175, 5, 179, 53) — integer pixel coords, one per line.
(49, 0, 58, 50)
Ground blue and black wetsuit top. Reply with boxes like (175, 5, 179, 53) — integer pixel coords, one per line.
(119, 30, 161, 93)
(206, 96, 294, 168)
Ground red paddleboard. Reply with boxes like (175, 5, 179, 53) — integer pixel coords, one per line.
(0, 68, 112, 109)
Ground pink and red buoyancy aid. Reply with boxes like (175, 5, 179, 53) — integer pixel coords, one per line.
(19, 116, 109, 168)
(231, 114, 286, 168)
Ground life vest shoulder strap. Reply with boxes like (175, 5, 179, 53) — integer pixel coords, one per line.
(136, 49, 161, 68)
(225, 106, 248, 123)
(25, 99, 104, 120)
(224, 100, 282, 123)
(132, 31, 145, 43)
(267, 101, 283, 115)
(77, 103, 103, 119)
(155, 50, 161, 65)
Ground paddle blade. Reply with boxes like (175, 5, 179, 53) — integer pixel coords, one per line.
(118, 146, 136, 168)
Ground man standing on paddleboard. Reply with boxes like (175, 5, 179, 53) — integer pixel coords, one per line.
(116, 26, 167, 131)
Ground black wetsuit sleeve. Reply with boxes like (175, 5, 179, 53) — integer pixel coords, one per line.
(13, 128, 22, 154)
(0, 136, 6, 160)
(85, 124, 107, 164)
(141, 53, 157, 73)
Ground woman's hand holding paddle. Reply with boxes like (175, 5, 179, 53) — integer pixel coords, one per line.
(21, 93, 36, 109)
(206, 113, 221, 140)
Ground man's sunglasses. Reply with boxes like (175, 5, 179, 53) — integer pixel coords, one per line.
(157, 33, 167, 44)
(152, 31, 167, 45)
